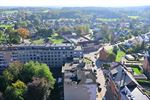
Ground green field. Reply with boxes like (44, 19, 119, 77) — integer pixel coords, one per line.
(115, 50, 126, 62)
(32, 33, 64, 44)
(107, 48, 113, 53)
(32, 39, 44, 45)
(48, 33, 64, 44)
(2, 10, 18, 14)
(132, 67, 141, 75)
(128, 16, 140, 19)
(137, 79, 150, 83)
(0, 24, 14, 28)
(105, 46, 113, 54)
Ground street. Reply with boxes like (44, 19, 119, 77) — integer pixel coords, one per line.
(84, 51, 106, 100)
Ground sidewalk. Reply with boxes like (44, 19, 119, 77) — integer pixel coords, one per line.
(96, 68, 106, 100)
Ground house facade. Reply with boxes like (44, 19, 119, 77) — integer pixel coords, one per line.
(106, 63, 149, 100)
(62, 62, 97, 100)
(143, 51, 150, 78)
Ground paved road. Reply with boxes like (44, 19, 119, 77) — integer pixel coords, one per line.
(83, 32, 150, 100)
(84, 52, 106, 100)
(96, 68, 107, 100)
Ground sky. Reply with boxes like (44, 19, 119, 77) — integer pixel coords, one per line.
(0, 0, 150, 7)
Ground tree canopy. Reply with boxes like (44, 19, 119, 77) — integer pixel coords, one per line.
(17, 28, 29, 42)
(0, 61, 55, 100)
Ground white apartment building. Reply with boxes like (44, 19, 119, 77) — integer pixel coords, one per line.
(62, 62, 97, 100)
(0, 43, 83, 71)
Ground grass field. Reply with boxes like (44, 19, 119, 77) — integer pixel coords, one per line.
(32, 39, 44, 44)
(2, 10, 18, 14)
(107, 48, 113, 53)
(0, 24, 14, 28)
(32, 33, 64, 44)
(106, 46, 113, 54)
(137, 79, 150, 83)
(48, 33, 64, 44)
(132, 67, 141, 75)
(128, 16, 140, 19)
(115, 50, 126, 62)
(49, 38, 64, 44)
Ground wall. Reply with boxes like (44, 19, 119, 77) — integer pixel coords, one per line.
(143, 57, 150, 78)
(64, 84, 97, 100)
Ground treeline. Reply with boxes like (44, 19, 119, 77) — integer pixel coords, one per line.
(0, 27, 29, 44)
(1, 6, 150, 19)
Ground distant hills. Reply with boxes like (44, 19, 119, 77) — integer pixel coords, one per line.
(0, 6, 150, 19)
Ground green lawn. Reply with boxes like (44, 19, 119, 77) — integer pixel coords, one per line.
(51, 33, 59, 37)
(32, 33, 64, 44)
(2, 10, 18, 14)
(48, 33, 64, 44)
(0, 24, 14, 28)
(107, 48, 113, 53)
(32, 39, 44, 45)
(132, 67, 141, 75)
(137, 79, 150, 83)
(106, 46, 113, 54)
(49, 38, 64, 44)
(115, 50, 126, 62)
(128, 16, 140, 19)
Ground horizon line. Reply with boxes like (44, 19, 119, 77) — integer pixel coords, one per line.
(0, 5, 150, 8)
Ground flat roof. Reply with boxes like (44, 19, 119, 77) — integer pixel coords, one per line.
(64, 68, 96, 85)
(0, 43, 75, 51)
(63, 62, 96, 85)
(74, 46, 82, 51)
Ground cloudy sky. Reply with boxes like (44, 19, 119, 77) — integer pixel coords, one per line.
(0, 0, 150, 7)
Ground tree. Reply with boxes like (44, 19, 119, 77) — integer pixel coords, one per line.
(100, 23, 114, 43)
(0, 30, 4, 43)
(8, 31, 20, 44)
(5, 27, 21, 44)
(57, 26, 71, 34)
(20, 61, 38, 83)
(17, 28, 29, 43)
(5, 27, 13, 43)
(141, 41, 146, 50)
(25, 77, 52, 100)
(113, 46, 118, 54)
(74, 25, 90, 35)
(37, 29, 53, 38)
(3, 70, 14, 83)
(108, 53, 116, 62)
(127, 48, 133, 53)
(21, 61, 55, 86)
(0, 76, 8, 92)
(101, 23, 109, 35)
(1, 61, 55, 100)
(5, 80, 27, 100)
(3, 61, 23, 82)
